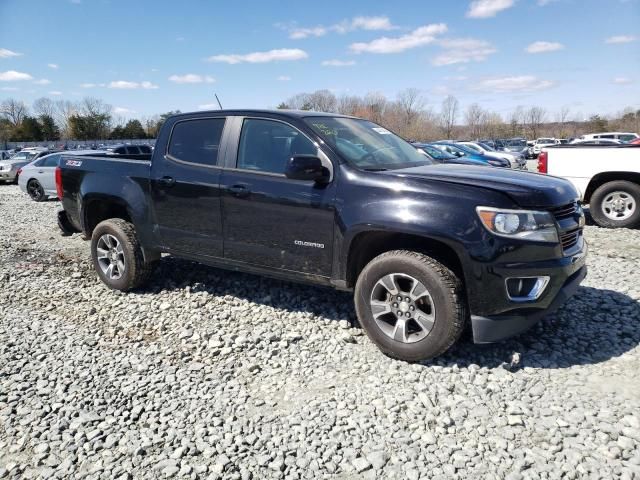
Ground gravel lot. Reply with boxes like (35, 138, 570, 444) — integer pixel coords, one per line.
(1, 184, 639, 480)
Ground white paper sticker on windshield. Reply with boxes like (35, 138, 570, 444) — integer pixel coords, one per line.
(372, 127, 392, 135)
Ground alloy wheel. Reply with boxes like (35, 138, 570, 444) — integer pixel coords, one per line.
(96, 234, 126, 280)
(369, 273, 436, 343)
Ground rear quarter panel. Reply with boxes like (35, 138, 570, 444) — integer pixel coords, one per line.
(60, 155, 154, 247)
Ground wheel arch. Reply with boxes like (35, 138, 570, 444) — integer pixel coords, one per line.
(584, 171, 640, 204)
(344, 230, 466, 290)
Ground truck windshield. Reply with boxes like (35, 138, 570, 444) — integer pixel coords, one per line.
(304, 116, 432, 170)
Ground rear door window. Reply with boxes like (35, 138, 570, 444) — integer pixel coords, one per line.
(42, 155, 60, 167)
(168, 118, 226, 167)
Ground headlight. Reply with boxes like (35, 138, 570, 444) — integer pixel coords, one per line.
(476, 207, 558, 242)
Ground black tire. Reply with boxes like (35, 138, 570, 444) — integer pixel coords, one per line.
(90, 218, 158, 291)
(27, 179, 46, 202)
(589, 181, 640, 229)
(354, 250, 467, 362)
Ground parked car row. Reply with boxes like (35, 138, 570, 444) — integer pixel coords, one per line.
(412, 141, 526, 169)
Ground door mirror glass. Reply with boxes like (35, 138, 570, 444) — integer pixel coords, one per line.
(285, 155, 329, 182)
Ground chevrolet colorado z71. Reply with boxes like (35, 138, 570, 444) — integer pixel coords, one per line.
(56, 110, 587, 361)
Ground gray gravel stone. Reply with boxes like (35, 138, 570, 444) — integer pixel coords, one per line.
(0, 186, 639, 479)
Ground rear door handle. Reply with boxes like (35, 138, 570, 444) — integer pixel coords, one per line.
(157, 176, 175, 188)
(227, 184, 250, 198)
(38, 170, 44, 174)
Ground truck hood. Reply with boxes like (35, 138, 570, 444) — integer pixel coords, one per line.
(389, 164, 578, 208)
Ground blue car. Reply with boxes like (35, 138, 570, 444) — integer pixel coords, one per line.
(431, 142, 511, 167)
(413, 143, 489, 167)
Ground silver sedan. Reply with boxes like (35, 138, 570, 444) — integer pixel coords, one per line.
(18, 151, 95, 201)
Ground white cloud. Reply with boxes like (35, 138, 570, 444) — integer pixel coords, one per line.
(198, 103, 220, 110)
(80, 83, 96, 88)
(286, 16, 396, 39)
(277, 75, 291, 81)
(49, 91, 63, 96)
(47, 63, 59, 69)
(525, 41, 564, 53)
(33, 79, 51, 85)
(0, 48, 22, 58)
(432, 38, 497, 65)
(290, 26, 327, 39)
(350, 23, 448, 54)
(108, 80, 159, 89)
(168, 74, 215, 84)
(321, 59, 356, 67)
(467, 0, 515, 18)
(0, 70, 33, 81)
(605, 35, 637, 44)
(334, 16, 397, 33)
(473, 75, 554, 93)
(1, 87, 19, 91)
(206, 48, 308, 64)
(114, 107, 136, 114)
(613, 77, 632, 84)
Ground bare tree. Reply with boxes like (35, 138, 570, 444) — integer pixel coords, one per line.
(337, 95, 363, 116)
(481, 111, 504, 139)
(55, 100, 78, 138)
(0, 98, 28, 126)
(306, 90, 337, 113)
(363, 92, 387, 124)
(439, 95, 459, 139)
(507, 106, 524, 137)
(465, 103, 485, 139)
(524, 106, 547, 139)
(32, 97, 56, 118)
(396, 88, 425, 129)
(554, 106, 570, 138)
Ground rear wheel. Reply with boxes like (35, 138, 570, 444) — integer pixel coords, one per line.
(27, 179, 46, 202)
(90, 219, 158, 291)
(590, 181, 640, 228)
(354, 250, 467, 362)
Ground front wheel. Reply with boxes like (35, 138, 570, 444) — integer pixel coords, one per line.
(590, 181, 640, 229)
(90, 219, 158, 291)
(354, 250, 467, 362)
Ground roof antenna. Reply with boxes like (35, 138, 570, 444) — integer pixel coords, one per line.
(214, 93, 223, 110)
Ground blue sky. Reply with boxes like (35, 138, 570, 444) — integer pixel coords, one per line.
(0, 0, 638, 120)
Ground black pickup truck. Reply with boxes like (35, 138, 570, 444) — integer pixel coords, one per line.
(56, 110, 587, 361)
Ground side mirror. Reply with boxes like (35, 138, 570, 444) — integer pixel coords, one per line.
(285, 155, 329, 183)
(455, 151, 464, 157)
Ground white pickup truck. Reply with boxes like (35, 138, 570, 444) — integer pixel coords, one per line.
(539, 145, 640, 228)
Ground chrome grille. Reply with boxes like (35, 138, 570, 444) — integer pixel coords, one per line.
(550, 202, 578, 220)
(560, 228, 580, 250)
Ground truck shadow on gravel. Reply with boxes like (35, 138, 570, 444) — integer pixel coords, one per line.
(148, 258, 639, 370)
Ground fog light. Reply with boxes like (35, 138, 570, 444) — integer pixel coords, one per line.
(505, 276, 550, 302)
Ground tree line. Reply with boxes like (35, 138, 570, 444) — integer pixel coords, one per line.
(278, 88, 640, 141)
(2, 91, 639, 144)
(0, 96, 179, 143)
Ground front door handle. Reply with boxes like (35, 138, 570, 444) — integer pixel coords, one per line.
(158, 176, 175, 188)
(227, 184, 250, 198)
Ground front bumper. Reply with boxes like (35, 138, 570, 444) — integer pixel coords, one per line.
(0, 170, 16, 181)
(471, 264, 587, 343)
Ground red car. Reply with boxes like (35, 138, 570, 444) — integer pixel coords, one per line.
(630, 138, 640, 145)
